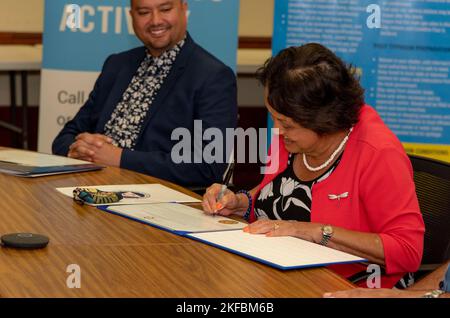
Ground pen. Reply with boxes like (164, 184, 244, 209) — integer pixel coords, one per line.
(217, 184, 227, 202)
(214, 162, 235, 213)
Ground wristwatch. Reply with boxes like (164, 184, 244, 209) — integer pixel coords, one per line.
(422, 289, 445, 298)
(320, 225, 334, 246)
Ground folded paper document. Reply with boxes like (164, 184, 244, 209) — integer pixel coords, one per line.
(56, 183, 201, 206)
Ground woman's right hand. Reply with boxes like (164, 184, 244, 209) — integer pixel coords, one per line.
(202, 183, 242, 216)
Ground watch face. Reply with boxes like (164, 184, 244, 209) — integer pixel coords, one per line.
(323, 225, 333, 235)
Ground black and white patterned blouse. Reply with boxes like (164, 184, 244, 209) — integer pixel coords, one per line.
(254, 153, 342, 222)
(104, 38, 185, 149)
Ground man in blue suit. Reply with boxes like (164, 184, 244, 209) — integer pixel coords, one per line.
(52, 0, 237, 187)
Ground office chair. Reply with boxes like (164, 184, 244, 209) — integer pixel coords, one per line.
(349, 154, 450, 286)
(408, 154, 450, 271)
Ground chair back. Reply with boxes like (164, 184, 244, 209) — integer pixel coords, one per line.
(409, 154, 450, 269)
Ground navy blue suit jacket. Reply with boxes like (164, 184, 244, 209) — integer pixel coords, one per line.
(52, 34, 237, 187)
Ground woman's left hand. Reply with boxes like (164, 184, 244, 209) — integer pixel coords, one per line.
(243, 219, 323, 243)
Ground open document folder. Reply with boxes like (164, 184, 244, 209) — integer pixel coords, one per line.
(0, 149, 102, 177)
(100, 203, 366, 270)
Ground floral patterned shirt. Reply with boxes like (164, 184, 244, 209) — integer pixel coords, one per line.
(104, 38, 185, 150)
(254, 153, 342, 221)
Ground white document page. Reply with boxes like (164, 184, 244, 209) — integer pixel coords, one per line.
(107, 203, 247, 233)
(0, 149, 90, 167)
(56, 184, 201, 205)
(188, 230, 365, 269)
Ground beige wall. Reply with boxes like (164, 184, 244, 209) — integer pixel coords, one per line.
(239, 0, 274, 37)
(0, 0, 44, 32)
(0, 0, 274, 37)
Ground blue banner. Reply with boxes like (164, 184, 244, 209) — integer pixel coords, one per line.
(271, 0, 450, 162)
(39, 0, 240, 153)
(43, 0, 239, 72)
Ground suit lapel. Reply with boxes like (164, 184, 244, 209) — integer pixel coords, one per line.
(97, 48, 147, 131)
(134, 34, 196, 142)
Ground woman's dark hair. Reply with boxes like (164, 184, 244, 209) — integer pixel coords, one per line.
(256, 43, 365, 135)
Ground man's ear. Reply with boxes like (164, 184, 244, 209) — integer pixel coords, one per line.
(182, 0, 188, 12)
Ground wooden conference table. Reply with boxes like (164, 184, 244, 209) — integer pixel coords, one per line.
(0, 162, 354, 298)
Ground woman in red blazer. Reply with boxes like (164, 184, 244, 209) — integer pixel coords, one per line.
(202, 43, 425, 289)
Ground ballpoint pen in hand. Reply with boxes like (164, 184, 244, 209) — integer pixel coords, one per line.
(214, 162, 235, 213)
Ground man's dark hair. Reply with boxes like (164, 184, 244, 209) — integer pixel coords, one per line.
(256, 43, 365, 135)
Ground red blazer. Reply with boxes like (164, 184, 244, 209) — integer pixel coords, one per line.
(250, 105, 425, 288)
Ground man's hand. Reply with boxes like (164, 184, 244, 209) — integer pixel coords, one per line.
(68, 133, 121, 166)
(89, 142, 123, 167)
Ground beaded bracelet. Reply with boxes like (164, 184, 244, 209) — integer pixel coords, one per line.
(237, 190, 252, 221)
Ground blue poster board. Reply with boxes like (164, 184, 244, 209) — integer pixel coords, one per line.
(271, 0, 450, 162)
